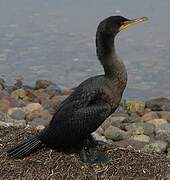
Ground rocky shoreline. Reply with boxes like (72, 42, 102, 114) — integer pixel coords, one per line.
(1, 77, 170, 159)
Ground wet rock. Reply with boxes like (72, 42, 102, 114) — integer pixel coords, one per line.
(92, 132, 107, 143)
(125, 122, 154, 135)
(147, 119, 168, 128)
(104, 126, 128, 141)
(26, 109, 51, 122)
(143, 141, 168, 154)
(146, 98, 170, 111)
(0, 99, 11, 112)
(8, 107, 26, 120)
(35, 80, 55, 90)
(142, 111, 159, 122)
(130, 134, 150, 143)
(11, 88, 27, 100)
(126, 100, 145, 113)
(23, 103, 44, 114)
(157, 111, 170, 122)
(28, 117, 50, 128)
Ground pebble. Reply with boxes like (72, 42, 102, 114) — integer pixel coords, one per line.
(8, 107, 26, 120)
(142, 111, 159, 122)
(125, 122, 154, 136)
(23, 103, 44, 114)
(0, 99, 11, 112)
(130, 134, 150, 143)
(167, 148, 170, 159)
(35, 80, 55, 89)
(11, 88, 27, 99)
(92, 132, 107, 143)
(157, 111, 170, 122)
(147, 118, 168, 128)
(143, 141, 168, 154)
(26, 109, 51, 122)
(126, 100, 145, 113)
(104, 126, 128, 141)
(155, 123, 170, 134)
(146, 97, 170, 111)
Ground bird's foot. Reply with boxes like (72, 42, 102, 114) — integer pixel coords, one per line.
(79, 148, 108, 164)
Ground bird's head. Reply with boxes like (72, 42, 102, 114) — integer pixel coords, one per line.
(97, 16, 148, 37)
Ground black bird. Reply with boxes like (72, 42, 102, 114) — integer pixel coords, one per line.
(7, 16, 148, 163)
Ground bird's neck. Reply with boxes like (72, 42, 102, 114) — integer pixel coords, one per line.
(96, 35, 125, 79)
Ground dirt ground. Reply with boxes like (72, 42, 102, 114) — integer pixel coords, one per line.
(1, 127, 170, 180)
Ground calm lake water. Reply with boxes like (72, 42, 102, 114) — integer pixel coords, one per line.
(0, 0, 169, 100)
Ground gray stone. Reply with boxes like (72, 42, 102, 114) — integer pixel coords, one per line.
(130, 135, 150, 143)
(146, 98, 170, 111)
(104, 126, 128, 141)
(155, 132, 170, 143)
(142, 111, 159, 122)
(143, 141, 168, 154)
(155, 123, 170, 134)
(8, 108, 26, 120)
(157, 111, 170, 122)
(92, 132, 107, 143)
(125, 122, 154, 135)
(147, 119, 167, 128)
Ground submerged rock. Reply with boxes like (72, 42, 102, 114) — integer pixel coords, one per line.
(35, 80, 55, 90)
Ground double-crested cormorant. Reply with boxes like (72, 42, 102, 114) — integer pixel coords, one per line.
(7, 16, 148, 163)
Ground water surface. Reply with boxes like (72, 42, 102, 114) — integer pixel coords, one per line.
(0, 0, 170, 99)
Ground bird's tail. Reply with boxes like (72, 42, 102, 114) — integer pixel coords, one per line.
(7, 135, 43, 159)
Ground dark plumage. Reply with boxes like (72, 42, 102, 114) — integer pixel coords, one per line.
(7, 16, 148, 162)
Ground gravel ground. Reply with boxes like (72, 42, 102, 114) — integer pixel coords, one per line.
(1, 127, 170, 179)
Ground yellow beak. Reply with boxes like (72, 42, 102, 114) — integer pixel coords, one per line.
(119, 17, 148, 31)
